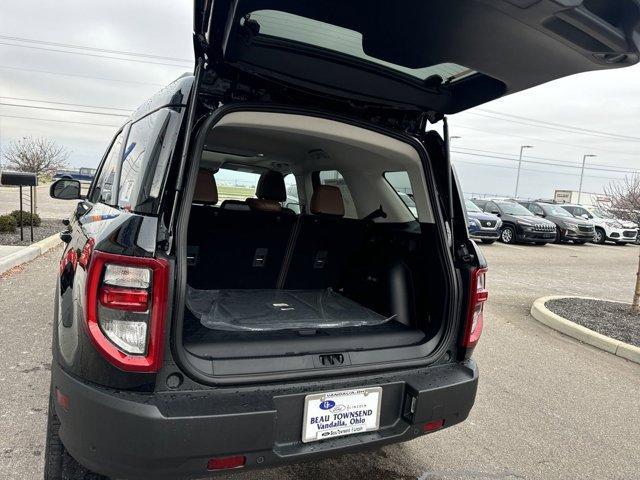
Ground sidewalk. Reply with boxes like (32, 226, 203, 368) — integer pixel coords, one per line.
(0, 245, 23, 260)
(0, 234, 62, 275)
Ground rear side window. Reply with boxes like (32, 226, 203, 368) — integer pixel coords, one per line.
(118, 108, 181, 213)
(384, 171, 417, 218)
(90, 132, 124, 205)
(318, 170, 357, 218)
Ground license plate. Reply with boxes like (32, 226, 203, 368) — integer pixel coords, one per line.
(301, 387, 382, 443)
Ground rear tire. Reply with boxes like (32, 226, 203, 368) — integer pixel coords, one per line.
(574, 240, 587, 245)
(500, 226, 516, 244)
(45, 384, 109, 480)
(615, 241, 627, 246)
(481, 239, 496, 245)
(594, 228, 606, 244)
(534, 242, 547, 246)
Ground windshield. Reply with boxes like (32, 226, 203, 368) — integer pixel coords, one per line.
(496, 201, 534, 216)
(542, 204, 573, 217)
(588, 208, 614, 219)
(465, 199, 482, 213)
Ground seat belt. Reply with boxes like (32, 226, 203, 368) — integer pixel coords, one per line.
(276, 214, 303, 289)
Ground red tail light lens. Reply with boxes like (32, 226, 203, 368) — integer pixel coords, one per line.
(423, 419, 445, 432)
(99, 287, 149, 312)
(207, 455, 246, 471)
(85, 250, 168, 372)
(462, 267, 488, 356)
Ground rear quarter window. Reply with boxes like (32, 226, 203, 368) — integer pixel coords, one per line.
(118, 108, 182, 213)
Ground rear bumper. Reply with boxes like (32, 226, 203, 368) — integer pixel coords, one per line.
(52, 360, 478, 480)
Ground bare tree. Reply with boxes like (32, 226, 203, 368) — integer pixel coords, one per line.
(1, 136, 70, 215)
(603, 175, 640, 312)
(2, 136, 70, 177)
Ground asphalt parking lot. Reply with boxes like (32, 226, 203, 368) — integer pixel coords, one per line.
(0, 241, 638, 480)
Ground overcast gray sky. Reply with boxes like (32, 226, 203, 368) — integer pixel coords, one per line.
(1, 0, 639, 200)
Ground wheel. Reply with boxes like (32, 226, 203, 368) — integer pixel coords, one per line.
(45, 384, 109, 480)
(481, 239, 496, 245)
(534, 242, 547, 246)
(593, 228, 606, 244)
(554, 227, 563, 243)
(615, 241, 627, 246)
(574, 240, 587, 245)
(500, 226, 516, 244)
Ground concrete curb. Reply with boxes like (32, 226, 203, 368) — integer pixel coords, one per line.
(0, 232, 62, 275)
(531, 295, 640, 365)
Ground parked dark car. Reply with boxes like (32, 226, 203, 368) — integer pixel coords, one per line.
(53, 167, 97, 183)
(44, 1, 638, 478)
(465, 199, 501, 244)
(473, 199, 557, 245)
(518, 201, 595, 244)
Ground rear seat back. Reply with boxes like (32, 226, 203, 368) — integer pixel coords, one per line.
(283, 185, 365, 290)
(188, 168, 296, 290)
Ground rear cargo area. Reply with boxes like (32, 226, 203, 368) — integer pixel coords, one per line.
(178, 111, 451, 377)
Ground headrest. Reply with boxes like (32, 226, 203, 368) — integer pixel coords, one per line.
(256, 170, 286, 202)
(193, 168, 218, 205)
(246, 197, 282, 213)
(310, 185, 345, 217)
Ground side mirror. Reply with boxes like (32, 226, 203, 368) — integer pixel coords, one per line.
(490, 210, 500, 216)
(581, 214, 590, 220)
(50, 178, 83, 200)
(535, 212, 544, 217)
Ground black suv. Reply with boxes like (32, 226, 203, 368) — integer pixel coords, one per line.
(44, 2, 638, 478)
(518, 201, 595, 244)
(473, 199, 557, 245)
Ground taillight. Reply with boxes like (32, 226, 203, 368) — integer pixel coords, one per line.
(462, 267, 488, 357)
(207, 455, 246, 471)
(85, 250, 169, 372)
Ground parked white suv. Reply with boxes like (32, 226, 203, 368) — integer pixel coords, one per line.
(560, 204, 638, 245)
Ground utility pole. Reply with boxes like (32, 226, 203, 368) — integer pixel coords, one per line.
(578, 154, 597, 203)
(514, 145, 533, 198)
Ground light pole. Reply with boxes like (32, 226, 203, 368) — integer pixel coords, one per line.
(514, 145, 533, 198)
(578, 154, 597, 202)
